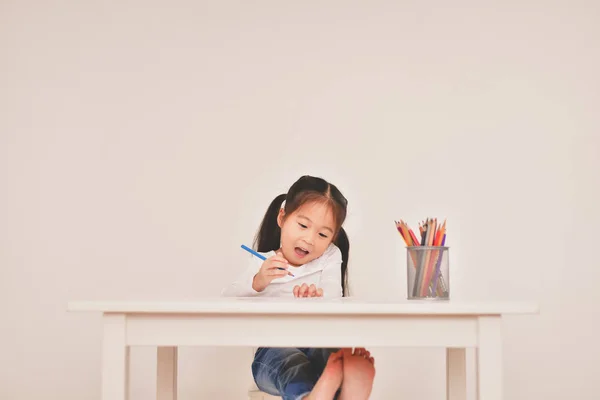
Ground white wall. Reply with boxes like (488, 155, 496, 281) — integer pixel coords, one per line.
(1, 1, 599, 399)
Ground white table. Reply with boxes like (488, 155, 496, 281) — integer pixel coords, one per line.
(67, 297, 538, 400)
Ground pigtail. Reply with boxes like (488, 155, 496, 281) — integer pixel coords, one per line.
(335, 227, 350, 297)
(253, 193, 287, 253)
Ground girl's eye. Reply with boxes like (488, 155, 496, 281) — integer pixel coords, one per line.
(298, 223, 307, 228)
(319, 233, 328, 238)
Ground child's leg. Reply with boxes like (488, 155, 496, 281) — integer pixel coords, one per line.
(301, 348, 342, 399)
(252, 347, 318, 400)
(302, 348, 341, 376)
(339, 348, 376, 400)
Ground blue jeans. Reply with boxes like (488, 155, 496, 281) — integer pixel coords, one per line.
(252, 347, 341, 400)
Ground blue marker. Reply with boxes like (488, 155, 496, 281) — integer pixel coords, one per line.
(241, 244, 294, 277)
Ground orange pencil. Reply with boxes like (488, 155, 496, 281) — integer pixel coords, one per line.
(394, 221, 410, 246)
(397, 220, 420, 270)
(398, 220, 411, 246)
(408, 229, 420, 247)
(421, 218, 437, 296)
(401, 219, 419, 246)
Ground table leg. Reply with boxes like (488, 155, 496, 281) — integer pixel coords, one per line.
(475, 347, 480, 400)
(157, 346, 178, 400)
(446, 348, 467, 400)
(477, 316, 502, 400)
(102, 313, 129, 400)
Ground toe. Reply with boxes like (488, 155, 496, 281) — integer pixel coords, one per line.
(329, 351, 343, 362)
(342, 348, 353, 359)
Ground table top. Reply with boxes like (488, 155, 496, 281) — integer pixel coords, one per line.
(67, 297, 539, 316)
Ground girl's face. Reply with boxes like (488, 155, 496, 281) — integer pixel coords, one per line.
(277, 201, 336, 267)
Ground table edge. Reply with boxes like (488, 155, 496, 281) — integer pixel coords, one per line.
(66, 300, 540, 316)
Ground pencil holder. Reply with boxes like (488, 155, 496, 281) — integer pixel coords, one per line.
(406, 246, 449, 300)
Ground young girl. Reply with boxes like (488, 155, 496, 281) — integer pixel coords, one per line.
(222, 175, 375, 400)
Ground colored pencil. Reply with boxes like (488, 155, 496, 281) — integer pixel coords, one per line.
(394, 217, 448, 298)
(240, 244, 294, 277)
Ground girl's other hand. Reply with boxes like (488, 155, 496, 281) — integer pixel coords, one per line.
(293, 283, 323, 298)
(252, 252, 292, 292)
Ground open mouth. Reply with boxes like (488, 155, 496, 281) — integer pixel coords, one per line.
(294, 246, 309, 257)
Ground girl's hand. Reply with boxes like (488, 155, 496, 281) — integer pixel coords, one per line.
(252, 252, 292, 292)
(293, 283, 323, 298)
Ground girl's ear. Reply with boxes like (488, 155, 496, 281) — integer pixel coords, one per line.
(277, 208, 285, 228)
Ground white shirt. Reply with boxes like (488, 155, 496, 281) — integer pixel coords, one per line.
(221, 243, 343, 298)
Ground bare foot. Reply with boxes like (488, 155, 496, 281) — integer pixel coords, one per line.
(339, 348, 376, 400)
(304, 350, 344, 400)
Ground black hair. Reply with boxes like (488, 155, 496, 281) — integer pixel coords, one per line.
(253, 175, 350, 296)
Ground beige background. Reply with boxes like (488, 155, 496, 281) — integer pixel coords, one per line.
(1, 1, 599, 399)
